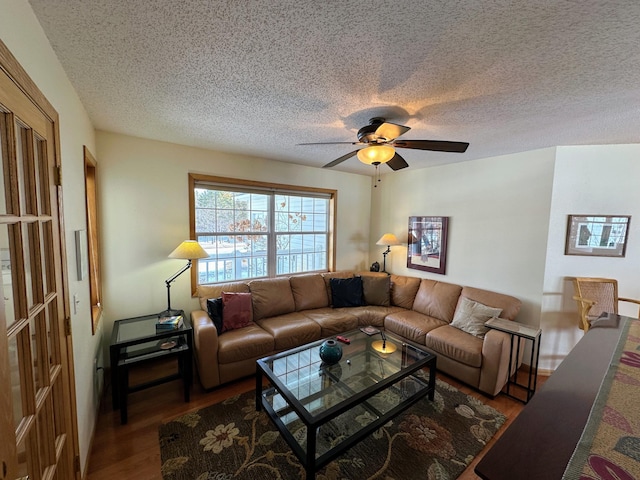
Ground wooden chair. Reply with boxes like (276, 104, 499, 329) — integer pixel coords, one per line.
(572, 277, 640, 331)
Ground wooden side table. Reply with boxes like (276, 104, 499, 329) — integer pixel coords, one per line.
(110, 311, 192, 424)
(485, 317, 541, 403)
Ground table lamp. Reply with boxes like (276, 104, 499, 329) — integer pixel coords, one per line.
(376, 233, 401, 273)
(160, 240, 209, 317)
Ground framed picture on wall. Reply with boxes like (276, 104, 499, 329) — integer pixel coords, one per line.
(407, 216, 449, 274)
(565, 215, 631, 257)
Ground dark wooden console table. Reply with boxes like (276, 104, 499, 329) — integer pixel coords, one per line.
(475, 313, 628, 480)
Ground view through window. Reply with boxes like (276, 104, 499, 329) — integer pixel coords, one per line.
(190, 174, 335, 284)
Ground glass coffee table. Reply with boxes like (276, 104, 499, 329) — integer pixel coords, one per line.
(256, 328, 436, 479)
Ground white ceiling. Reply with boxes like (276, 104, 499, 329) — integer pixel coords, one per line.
(28, 0, 640, 175)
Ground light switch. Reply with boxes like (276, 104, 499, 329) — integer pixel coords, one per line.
(73, 293, 79, 314)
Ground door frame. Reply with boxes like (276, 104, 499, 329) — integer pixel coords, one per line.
(0, 39, 80, 478)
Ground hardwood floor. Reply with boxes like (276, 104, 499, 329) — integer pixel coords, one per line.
(86, 360, 547, 480)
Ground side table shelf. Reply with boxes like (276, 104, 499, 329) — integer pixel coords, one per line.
(485, 317, 541, 403)
(109, 311, 192, 424)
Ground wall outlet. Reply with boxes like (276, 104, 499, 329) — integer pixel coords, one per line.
(93, 355, 104, 405)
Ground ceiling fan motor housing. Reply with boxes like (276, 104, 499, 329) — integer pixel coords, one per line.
(357, 117, 387, 143)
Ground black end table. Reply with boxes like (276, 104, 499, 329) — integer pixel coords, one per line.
(110, 312, 192, 424)
(485, 317, 541, 403)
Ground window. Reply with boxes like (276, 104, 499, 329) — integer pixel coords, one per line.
(189, 174, 336, 285)
(84, 146, 102, 332)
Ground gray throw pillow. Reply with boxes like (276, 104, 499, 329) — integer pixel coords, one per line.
(450, 297, 503, 338)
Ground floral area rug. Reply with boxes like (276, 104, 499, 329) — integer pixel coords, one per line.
(159, 378, 506, 480)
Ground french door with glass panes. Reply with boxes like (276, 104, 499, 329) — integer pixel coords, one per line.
(0, 42, 79, 480)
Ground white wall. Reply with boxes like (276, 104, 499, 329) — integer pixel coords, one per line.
(95, 130, 373, 329)
(540, 144, 640, 370)
(1, 0, 99, 475)
(370, 148, 557, 331)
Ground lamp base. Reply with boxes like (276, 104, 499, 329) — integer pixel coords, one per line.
(158, 308, 183, 319)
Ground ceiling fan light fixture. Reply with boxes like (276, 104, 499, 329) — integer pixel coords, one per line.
(357, 145, 395, 165)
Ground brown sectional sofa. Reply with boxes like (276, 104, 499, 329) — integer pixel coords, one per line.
(191, 271, 522, 396)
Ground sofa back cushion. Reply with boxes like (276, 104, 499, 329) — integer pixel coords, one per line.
(197, 281, 249, 311)
(460, 286, 522, 320)
(290, 274, 329, 310)
(249, 277, 296, 321)
(390, 275, 421, 309)
(412, 279, 463, 322)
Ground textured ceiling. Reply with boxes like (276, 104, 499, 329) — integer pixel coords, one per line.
(28, 0, 640, 175)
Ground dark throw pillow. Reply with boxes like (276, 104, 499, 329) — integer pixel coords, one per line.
(330, 277, 365, 308)
(206, 297, 224, 335)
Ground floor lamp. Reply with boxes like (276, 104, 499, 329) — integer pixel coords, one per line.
(160, 240, 209, 317)
(376, 233, 400, 273)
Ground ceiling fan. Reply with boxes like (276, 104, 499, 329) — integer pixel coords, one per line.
(300, 117, 469, 170)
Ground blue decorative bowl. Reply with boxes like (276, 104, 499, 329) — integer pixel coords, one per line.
(319, 339, 343, 365)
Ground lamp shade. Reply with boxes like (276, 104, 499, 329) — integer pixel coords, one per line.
(168, 240, 209, 260)
(376, 233, 401, 246)
(357, 145, 395, 165)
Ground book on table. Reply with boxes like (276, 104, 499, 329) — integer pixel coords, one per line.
(360, 326, 380, 336)
(156, 314, 184, 330)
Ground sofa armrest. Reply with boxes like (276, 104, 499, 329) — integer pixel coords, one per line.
(191, 309, 221, 389)
(479, 327, 522, 396)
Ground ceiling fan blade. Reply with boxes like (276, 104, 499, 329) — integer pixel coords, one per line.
(375, 122, 410, 141)
(298, 142, 360, 145)
(322, 150, 359, 168)
(386, 152, 409, 171)
(393, 139, 469, 153)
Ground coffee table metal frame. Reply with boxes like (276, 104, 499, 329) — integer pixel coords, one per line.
(256, 329, 436, 479)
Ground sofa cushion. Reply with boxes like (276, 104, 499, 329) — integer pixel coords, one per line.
(426, 325, 483, 368)
(198, 281, 249, 311)
(249, 277, 296, 321)
(361, 275, 390, 306)
(302, 308, 359, 336)
(221, 292, 254, 332)
(412, 279, 462, 323)
(450, 297, 502, 338)
(384, 310, 448, 345)
(290, 274, 329, 310)
(206, 297, 224, 334)
(217, 324, 275, 364)
(256, 312, 321, 350)
(341, 305, 405, 327)
(390, 275, 421, 309)
(322, 271, 354, 305)
(330, 277, 365, 307)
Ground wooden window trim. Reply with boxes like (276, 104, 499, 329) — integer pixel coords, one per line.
(188, 173, 337, 294)
(83, 146, 102, 332)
